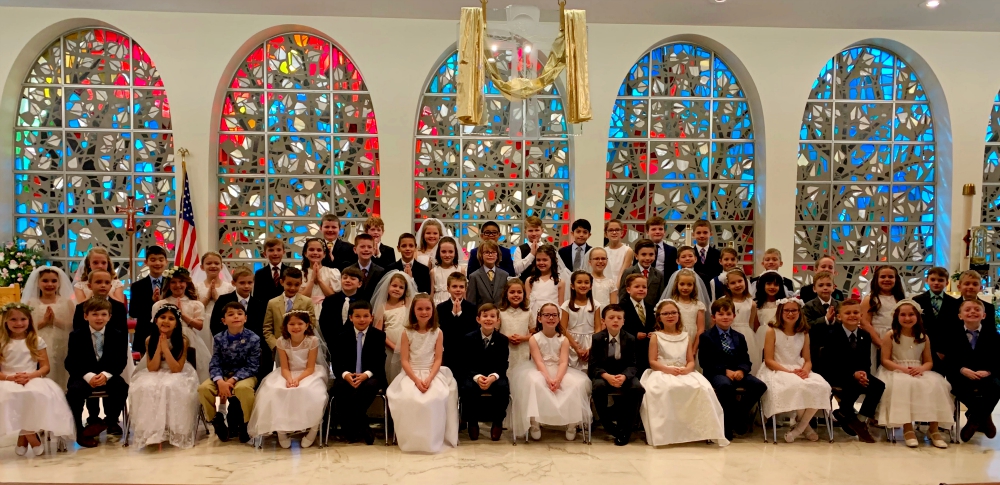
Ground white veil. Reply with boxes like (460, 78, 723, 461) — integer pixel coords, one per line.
(414, 218, 453, 264)
(21, 266, 74, 302)
(661, 268, 713, 311)
(190, 261, 234, 285)
(370, 270, 418, 328)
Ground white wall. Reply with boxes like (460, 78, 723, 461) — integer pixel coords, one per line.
(1, 6, 998, 278)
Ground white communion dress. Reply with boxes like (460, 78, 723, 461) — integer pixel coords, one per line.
(0, 338, 76, 441)
(386, 328, 459, 453)
(500, 308, 533, 376)
(875, 333, 955, 427)
(754, 329, 832, 418)
(152, 298, 211, 383)
(509, 332, 592, 437)
(381, 305, 408, 383)
(249, 336, 329, 436)
(128, 340, 200, 449)
(731, 298, 760, 375)
(195, 279, 235, 353)
(560, 300, 597, 372)
(26, 298, 75, 390)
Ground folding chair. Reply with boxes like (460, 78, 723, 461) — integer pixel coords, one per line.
(321, 388, 391, 447)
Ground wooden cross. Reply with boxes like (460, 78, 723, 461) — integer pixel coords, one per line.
(115, 196, 145, 233)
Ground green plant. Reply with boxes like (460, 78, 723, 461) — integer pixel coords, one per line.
(0, 241, 44, 288)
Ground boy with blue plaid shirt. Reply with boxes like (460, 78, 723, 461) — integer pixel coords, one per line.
(198, 302, 260, 443)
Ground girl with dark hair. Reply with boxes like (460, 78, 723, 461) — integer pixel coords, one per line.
(152, 267, 211, 382)
(863, 266, 908, 362)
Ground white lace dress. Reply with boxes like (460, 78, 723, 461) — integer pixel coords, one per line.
(870, 295, 897, 367)
(732, 298, 760, 375)
(560, 300, 597, 371)
(675, 299, 706, 344)
(381, 306, 408, 383)
(755, 330, 832, 418)
(592, 276, 618, 309)
(386, 328, 459, 453)
(305, 266, 341, 317)
(0, 338, 76, 440)
(26, 298, 75, 390)
(603, 245, 630, 283)
(529, 277, 560, 317)
(416, 249, 437, 269)
(128, 341, 200, 449)
(875, 334, 955, 426)
(195, 280, 235, 353)
(431, 266, 462, 305)
(755, 302, 778, 348)
(639, 332, 727, 446)
(152, 298, 210, 383)
(500, 308, 533, 375)
(249, 336, 329, 436)
(509, 333, 592, 437)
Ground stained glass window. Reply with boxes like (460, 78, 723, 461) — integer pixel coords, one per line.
(605, 42, 756, 272)
(794, 46, 935, 295)
(218, 34, 379, 266)
(14, 28, 175, 280)
(984, 91, 1000, 291)
(414, 50, 571, 250)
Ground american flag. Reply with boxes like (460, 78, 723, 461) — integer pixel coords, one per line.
(174, 164, 199, 269)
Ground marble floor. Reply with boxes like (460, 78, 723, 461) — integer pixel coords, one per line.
(2, 420, 999, 485)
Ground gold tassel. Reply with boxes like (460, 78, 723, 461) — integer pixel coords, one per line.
(563, 9, 592, 123)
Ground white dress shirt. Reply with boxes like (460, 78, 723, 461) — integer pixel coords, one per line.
(512, 243, 536, 275)
(607, 332, 621, 360)
(472, 331, 501, 382)
(83, 326, 113, 382)
(341, 327, 375, 379)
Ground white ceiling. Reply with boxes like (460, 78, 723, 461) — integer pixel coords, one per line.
(4, 0, 1000, 32)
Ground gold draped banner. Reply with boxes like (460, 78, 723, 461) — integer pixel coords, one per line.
(457, 6, 592, 126)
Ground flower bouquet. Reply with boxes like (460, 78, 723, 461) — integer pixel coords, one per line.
(0, 241, 44, 288)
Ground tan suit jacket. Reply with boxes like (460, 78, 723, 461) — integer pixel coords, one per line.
(262, 293, 317, 351)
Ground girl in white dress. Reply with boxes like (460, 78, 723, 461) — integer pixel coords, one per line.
(585, 247, 618, 308)
(128, 305, 200, 450)
(21, 267, 75, 390)
(0, 303, 76, 456)
(863, 265, 905, 366)
(431, 237, 465, 305)
(640, 299, 728, 446)
(756, 298, 831, 443)
(500, 279, 533, 373)
(667, 269, 706, 351)
(151, 268, 211, 383)
(372, 271, 417, 383)
(300, 238, 342, 318)
(510, 303, 592, 441)
(386, 294, 459, 453)
(193, 251, 235, 354)
(875, 300, 953, 449)
(72, 247, 126, 304)
(753, 271, 787, 350)
(603, 219, 634, 284)
(415, 218, 446, 268)
(560, 271, 601, 372)
(726, 270, 761, 375)
(249, 310, 329, 449)
(525, 245, 565, 317)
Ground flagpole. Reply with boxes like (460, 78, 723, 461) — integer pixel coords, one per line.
(177, 148, 189, 266)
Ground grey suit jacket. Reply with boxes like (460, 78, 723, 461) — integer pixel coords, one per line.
(617, 265, 665, 308)
(467, 266, 508, 307)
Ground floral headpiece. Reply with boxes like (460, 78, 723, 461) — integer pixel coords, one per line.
(162, 267, 190, 279)
(154, 303, 182, 319)
(283, 309, 312, 319)
(776, 297, 804, 307)
(894, 299, 923, 313)
(0, 301, 33, 314)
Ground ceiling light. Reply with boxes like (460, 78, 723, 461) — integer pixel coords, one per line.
(922, 0, 941, 8)
(524, 45, 532, 53)
(711, 0, 727, 3)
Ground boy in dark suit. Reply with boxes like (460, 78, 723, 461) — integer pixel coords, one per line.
(364, 216, 396, 269)
(468, 221, 516, 276)
(347, 234, 385, 301)
(129, 245, 167, 356)
(512, 215, 544, 280)
(699, 297, 767, 441)
(387, 233, 432, 294)
(709, 247, 740, 301)
(913, 266, 961, 362)
(589, 304, 644, 445)
(620, 274, 655, 370)
(821, 299, 883, 443)
(558, 219, 592, 272)
(944, 299, 1000, 442)
(958, 271, 996, 329)
(803, 271, 839, 366)
(618, 239, 664, 307)
(467, 241, 508, 307)
(320, 213, 357, 271)
(319, 267, 365, 346)
(436, 272, 478, 372)
(645, 216, 678, 282)
(332, 301, 387, 444)
(795, 255, 841, 302)
(691, 219, 722, 285)
(65, 298, 129, 447)
(459, 303, 510, 441)
(254, 238, 288, 303)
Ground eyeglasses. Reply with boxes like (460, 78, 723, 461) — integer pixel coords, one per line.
(482, 230, 500, 237)
(659, 311, 679, 317)
(606, 228, 622, 233)
(590, 257, 608, 261)
(539, 313, 560, 319)
(782, 309, 800, 314)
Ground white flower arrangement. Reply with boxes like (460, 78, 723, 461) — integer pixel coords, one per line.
(0, 241, 45, 288)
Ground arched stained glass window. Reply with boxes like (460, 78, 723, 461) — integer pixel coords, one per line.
(605, 42, 756, 272)
(795, 46, 935, 294)
(414, 50, 571, 250)
(14, 28, 175, 278)
(217, 33, 379, 266)
(984, 91, 1000, 291)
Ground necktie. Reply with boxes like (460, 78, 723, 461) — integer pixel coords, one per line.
(968, 329, 980, 349)
(849, 332, 857, 350)
(574, 246, 583, 270)
(342, 299, 351, 323)
(608, 338, 617, 359)
(362, 268, 369, 285)
(240, 298, 248, 309)
(152, 278, 161, 291)
(637, 303, 646, 324)
(488, 269, 495, 282)
(272, 266, 280, 287)
(94, 331, 104, 360)
(285, 297, 293, 313)
(721, 331, 733, 354)
(931, 294, 942, 315)
(642, 268, 649, 279)
(483, 337, 489, 349)
(355, 331, 364, 374)
(700, 247, 707, 263)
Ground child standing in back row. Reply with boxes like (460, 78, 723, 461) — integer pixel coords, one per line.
(561, 271, 601, 372)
